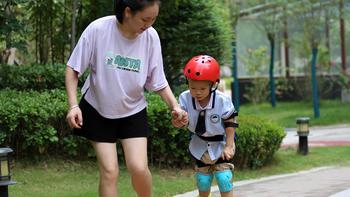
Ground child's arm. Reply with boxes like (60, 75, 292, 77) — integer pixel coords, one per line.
(222, 118, 236, 160)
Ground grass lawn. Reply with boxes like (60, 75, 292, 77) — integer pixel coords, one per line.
(9, 146, 350, 197)
(240, 99, 350, 128)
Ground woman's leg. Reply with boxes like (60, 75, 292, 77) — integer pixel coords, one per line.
(122, 137, 152, 197)
(91, 141, 119, 197)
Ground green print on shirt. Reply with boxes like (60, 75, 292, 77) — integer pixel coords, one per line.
(105, 52, 141, 73)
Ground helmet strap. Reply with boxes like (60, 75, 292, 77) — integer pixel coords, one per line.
(210, 81, 219, 93)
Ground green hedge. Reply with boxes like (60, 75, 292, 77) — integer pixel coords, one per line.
(0, 89, 76, 156)
(146, 93, 190, 167)
(0, 89, 285, 169)
(0, 64, 88, 91)
(234, 115, 286, 169)
(0, 64, 65, 90)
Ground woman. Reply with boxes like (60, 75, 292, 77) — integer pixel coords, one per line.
(65, 1, 187, 196)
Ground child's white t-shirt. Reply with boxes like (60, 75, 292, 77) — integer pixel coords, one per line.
(67, 16, 168, 118)
(179, 90, 236, 161)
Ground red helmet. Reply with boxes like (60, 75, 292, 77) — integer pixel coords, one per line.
(183, 55, 220, 83)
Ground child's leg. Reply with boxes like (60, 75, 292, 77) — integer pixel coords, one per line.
(198, 190, 211, 197)
(219, 189, 233, 197)
(195, 166, 213, 197)
(214, 163, 234, 197)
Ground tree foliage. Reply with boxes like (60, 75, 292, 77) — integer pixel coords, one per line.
(0, 0, 27, 50)
(155, 0, 233, 86)
(0, 0, 234, 83)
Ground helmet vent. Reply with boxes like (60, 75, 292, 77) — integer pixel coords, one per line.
(196, 72, 200, 76)
(187, 69, 191, 73)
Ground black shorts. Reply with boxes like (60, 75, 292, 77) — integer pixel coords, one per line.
(73, 96, 151, 143)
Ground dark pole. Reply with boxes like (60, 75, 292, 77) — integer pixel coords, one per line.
(269, 34, 276, 107)
(283, 7, 290, 78)
(298, 136, 309, 155)
(0, 186, 9, 197)
(311, 47, 320, 118)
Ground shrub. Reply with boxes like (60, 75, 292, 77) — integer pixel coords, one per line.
(146, 93, 190, 167)
(0, 89, 66, 155)
(234, 115, 286, 169)
(0, 64, 87, 91)
(0, 89, 92, 158)
(0, 64, 65, 90)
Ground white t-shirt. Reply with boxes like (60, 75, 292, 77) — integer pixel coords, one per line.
(179, 90, 236, 161)
(67, 16, 168, 118)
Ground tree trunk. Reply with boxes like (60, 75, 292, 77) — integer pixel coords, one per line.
(339, 0, 347, 72)
(71, 0, 78, 52)
(324, 8, 331, 67)
(61, 0, 67, 63)
(49, 0, 54, 64)
(4, 2, 12, 49)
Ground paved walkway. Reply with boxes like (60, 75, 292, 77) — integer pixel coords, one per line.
(174, 125, 350, 197)
(282, 124, 350, 148)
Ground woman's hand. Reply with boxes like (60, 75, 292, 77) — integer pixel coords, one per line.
(171, 107, 188, 128)
(66, 106, 83, 129)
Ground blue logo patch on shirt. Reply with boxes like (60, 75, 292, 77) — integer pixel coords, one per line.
(105, 52, 141, 73)
(210, 114, 220, 123)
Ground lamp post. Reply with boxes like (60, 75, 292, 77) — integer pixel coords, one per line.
(0, 148, 16, 197)
(296, 117, 310, 155)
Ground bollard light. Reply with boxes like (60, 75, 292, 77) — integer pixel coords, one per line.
(296, 117, 310, 136)
(0, 148, 16, 197)
(296, 117, 310, 155)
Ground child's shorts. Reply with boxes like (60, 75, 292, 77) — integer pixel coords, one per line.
(73, 96, 151, 143)
(195, 151, 234, 173)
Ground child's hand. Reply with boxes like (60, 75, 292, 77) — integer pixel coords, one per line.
(171, 107, 188, 128)
(221, 144, 235, 160)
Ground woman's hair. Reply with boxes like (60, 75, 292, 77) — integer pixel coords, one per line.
(115, 0, 161, 23)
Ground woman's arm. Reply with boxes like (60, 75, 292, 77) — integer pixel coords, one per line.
(65, 66, 83, 128)
(156, 86, 188, 128)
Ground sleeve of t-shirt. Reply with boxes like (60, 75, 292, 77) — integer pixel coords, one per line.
(144, 29, 168, 91)
(221, 95, 235, 120)
(67, 23, 95, 77)
(179, 92, 188, 112)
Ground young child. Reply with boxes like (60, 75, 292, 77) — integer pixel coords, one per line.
(179, 55, 238, 197)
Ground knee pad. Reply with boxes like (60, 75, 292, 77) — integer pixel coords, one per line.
(214, 170, 233, 193)
(195, 172, 213, 192)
